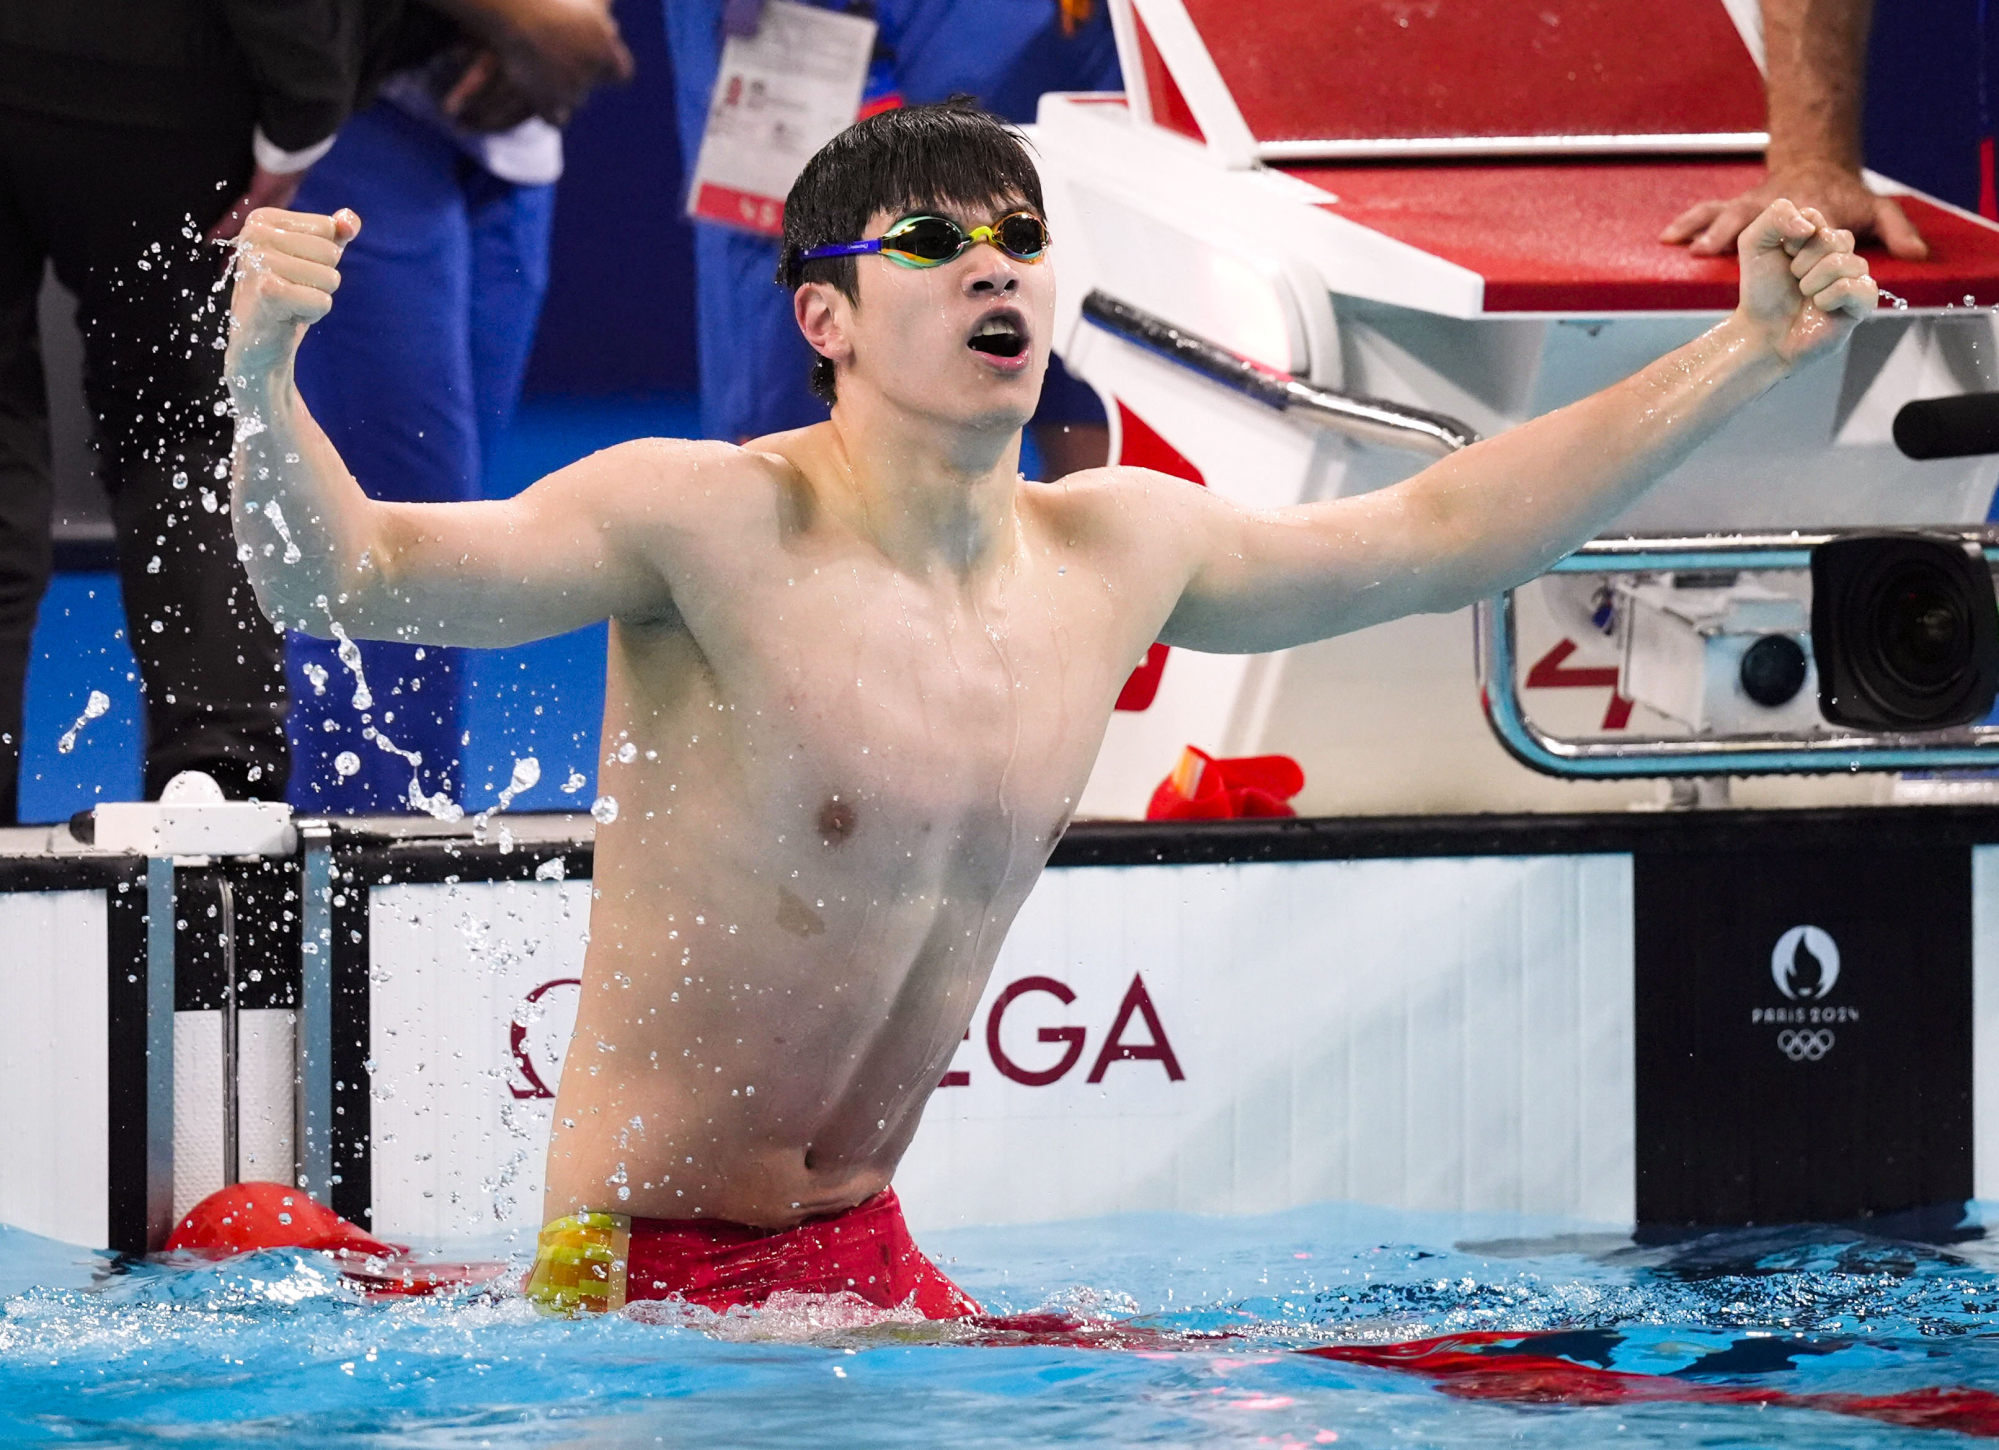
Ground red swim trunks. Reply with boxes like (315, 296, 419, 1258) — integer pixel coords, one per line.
(525, 1188, 980, 1319)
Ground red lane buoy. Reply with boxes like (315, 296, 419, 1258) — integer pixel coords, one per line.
(165, 1181, 401, 1258)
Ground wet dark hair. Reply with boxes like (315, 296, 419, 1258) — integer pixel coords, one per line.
(777, 98, 1045, 404)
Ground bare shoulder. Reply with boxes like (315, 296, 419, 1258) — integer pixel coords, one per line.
(526, 435, 812, 551)
(1022, 463, 1223, 557)
(549, 435, 772, 512)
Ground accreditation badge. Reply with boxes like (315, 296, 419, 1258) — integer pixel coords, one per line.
(687, 0, 877, 237)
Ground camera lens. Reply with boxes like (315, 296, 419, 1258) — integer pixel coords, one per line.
(1811, 534, 1999, 731)
(1871, 572, 1967, 696)
(1872, 568, 1968, 696)
(1739, 634, 1808, 707)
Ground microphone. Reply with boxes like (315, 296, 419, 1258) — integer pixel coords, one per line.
(1893, 393, 1999, 459)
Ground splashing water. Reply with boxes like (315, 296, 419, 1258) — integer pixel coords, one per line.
(55, 691, 112, 755)
(406, 774, 464, 822)
(473, 757, 541, 838)
(259, 499, 302, 565)
(14, 1206, 1999, 1447)
(561, 768, 587, 794)
(497, 757, 540, 810)
(325, 618, 372, 712)
(302, 662, 328, 697)
(316, 598, 463, 819)
(363, 728, 462, 822)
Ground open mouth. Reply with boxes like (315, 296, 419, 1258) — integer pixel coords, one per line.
(967, 312, 1028, 360)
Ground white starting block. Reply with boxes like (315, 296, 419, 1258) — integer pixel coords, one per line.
(93, 772, 296, 859)
(1041, 0, 1999, 816)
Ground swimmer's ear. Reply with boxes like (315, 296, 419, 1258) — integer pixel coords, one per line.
(794, 281, 853, 371)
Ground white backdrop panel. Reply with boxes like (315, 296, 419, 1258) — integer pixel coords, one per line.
(369, 880, 592, 1241)
(0, 890, 109, 1246)
(896, 855, 1634, 1228)
(365, 856, 1633, 1241)
(172, 1012, 223, 1223)
(238, 1008, 295, 1183)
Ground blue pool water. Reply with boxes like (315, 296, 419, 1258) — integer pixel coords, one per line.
(6, 1202, 1999, 1447)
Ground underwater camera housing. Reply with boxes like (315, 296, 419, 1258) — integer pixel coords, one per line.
(1810, 533, 1999, 732)
(1613, 576, 1821, 736)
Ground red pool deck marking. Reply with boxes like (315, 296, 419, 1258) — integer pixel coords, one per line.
(1282, 159, 1999, 312)
(1176, 0, 1764, 146)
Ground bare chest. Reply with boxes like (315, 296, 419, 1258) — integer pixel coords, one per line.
(619, 556, 1124, 880)
(760, 586, 1084, 867)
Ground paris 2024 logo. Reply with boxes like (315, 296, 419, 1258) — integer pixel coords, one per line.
(1754, 925, 1859, 1061)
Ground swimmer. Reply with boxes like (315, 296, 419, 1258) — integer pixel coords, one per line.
(224, 101, 1875, 1318)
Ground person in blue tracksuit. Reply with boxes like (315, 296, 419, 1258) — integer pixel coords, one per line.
(665, 0, 1118, 454)
(285, 4, 630, 812)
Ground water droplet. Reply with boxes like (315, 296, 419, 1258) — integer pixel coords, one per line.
(327, 619, 372, 710)
(260, 499, 302, 565)
(591, 795, 619, 824)
(334, 751, 361, 777)
(56, 690, 112, 755)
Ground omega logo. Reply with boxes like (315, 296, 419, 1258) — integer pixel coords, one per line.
(942, 972, 1186, 1089)
(506, 970, 1186, 1101)
(509, 977, 580, 1100)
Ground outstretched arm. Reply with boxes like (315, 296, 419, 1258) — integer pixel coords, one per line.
(226, 207, 688, 647)
(1156, 200, 1875, 655)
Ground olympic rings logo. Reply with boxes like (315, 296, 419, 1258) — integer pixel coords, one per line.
(1776, 1028, 1836, 1062)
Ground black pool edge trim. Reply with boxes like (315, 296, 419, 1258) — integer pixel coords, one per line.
(328, 865, 373, 1227)
(103, 859, 152, 1257)
(1048, 804, 1999, 865)
(296, 803, 1999, 882)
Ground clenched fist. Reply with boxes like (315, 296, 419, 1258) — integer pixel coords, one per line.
(1733, 199, 1878, 370)
(225, 207, 361, 381)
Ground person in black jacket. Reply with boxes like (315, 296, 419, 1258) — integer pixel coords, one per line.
(0, 1, 406, 818)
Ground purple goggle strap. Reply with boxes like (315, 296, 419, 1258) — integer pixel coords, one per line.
(797, 239, 883, 262)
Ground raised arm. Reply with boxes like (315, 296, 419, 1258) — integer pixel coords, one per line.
(225, 207, 686, 647)
(1155, 200, 1875, 655)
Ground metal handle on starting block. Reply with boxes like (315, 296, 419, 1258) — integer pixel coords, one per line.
(296, 823, 335, 1201)
(143, 856, 175, 1252)
(1078, 290, 1479, 456)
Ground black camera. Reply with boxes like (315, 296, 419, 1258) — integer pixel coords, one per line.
(1810, 533, 1999, 731)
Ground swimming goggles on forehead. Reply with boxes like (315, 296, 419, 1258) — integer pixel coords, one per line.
(798, 210, 1051, 269)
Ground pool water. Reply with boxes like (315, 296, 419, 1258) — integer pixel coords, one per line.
(6, 1201, 1999, 1447)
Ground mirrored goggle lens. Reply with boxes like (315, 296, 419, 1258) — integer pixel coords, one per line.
(994, 214, 1049, 258)
(882, 217, 968, 263)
